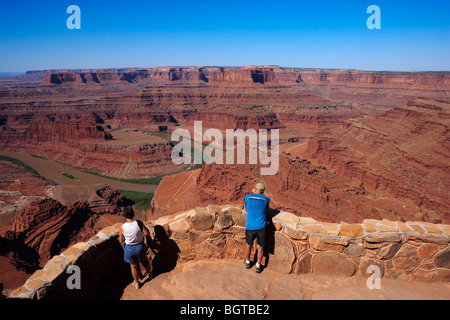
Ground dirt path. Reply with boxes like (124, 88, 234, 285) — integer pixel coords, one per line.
(171, 170, 201, 210)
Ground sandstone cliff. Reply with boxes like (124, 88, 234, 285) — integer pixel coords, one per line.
(305, 97, 449, 223)
(41, 67, 450, 92)
(0, 185, 129, 268)
(2, 66, 449, 179)
(0, 121, 111, 145)
(150, 98, 450, 225)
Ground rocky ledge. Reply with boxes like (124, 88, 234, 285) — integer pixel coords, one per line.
(153, 205, 450, 281)
(9, 204, 450, 299)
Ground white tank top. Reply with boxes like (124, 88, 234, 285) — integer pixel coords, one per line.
(122, 220, 144, 245)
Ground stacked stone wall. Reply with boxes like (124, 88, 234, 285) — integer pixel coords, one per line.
(10, 204, 450, 299)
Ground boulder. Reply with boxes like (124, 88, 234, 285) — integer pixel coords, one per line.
(168, 216, 192, 233)
(226, 207, 244, 224)
(393, 244, 422, 272)
(434, 247, 450, 269)
(360, 257, 385, 278)
(312, 252, 356, 277)
(296, 252, 312, 274)
(283, 224, 308, 240)
(384, 269, 408, 281)
(268, 233, 296, 274)
(188, 231, 209, 248)
(190, 212, 214, 231)
(235, 211, 247, 227)
(174, 239, 191, 257)
(377, 243, 403, 260)
(365, 233, 402, 243)
(410, 268, 450, 282)
(340, 223, 364, 237)
(309, 235, 348, 252)
(206, 204, 223, 215)
(418, 243, 439, 260)
(214, 211, 234, 230)
(301, 224, 326, 235)
(345, 242, 365, 257)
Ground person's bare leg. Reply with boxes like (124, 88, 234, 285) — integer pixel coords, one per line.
(245, 244, 253, 263)
(130, 263, 140, 284)
(256, 245, 264, 266)
(142, 257, 152, 278)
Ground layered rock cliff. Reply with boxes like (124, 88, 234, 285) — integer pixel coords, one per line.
(305, 98, 449, 223)
(41, 67, 450, 91)
(0, 121, 111, 145)
(0, 185, 129, 268)
(150, 98, 450, 225)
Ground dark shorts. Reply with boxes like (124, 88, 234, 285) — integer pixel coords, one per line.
(124, 242, 147, 264)
(245, 226, 267, 248)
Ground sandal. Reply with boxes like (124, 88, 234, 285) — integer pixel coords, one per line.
(132, 281, 140, 289)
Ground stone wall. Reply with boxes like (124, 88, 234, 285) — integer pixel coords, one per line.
(154, 204, 450, 282)
(9, 204, 450, 299)
(9, 224, 130, 300)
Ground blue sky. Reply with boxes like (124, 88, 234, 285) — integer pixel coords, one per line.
(0, 0, 449, 72)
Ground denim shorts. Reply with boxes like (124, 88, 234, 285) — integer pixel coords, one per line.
(124, 242, 146, 264)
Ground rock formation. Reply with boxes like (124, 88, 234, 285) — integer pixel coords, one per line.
(47, 184, 132, 214)
(1, 66, 448, 179)
(150, 98, 450, 225)
(40, 67, 450, 92)
(3, 199, 94, 264)
(305, 97, 450, 223)
(0, 161, 54, 228)
(0, 185, 129, 269)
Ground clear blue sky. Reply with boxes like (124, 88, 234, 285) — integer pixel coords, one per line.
(0, 0, 449, 72)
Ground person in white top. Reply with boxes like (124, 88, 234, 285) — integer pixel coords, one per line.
(119, 207, 153, 289)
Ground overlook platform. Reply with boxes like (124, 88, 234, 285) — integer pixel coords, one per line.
(9, 204, 450, 300)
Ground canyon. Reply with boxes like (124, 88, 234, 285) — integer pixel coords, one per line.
(0, 66, 449, 296)
(1, 66, 448, 179)
(152, 97, 449, 225)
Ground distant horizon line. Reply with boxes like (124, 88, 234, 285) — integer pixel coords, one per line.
(2, 65, 450, 75)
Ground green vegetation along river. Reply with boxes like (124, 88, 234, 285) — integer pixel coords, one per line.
(0, 151, 159, 193)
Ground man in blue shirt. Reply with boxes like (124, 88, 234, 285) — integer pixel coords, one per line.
(244, 182, 270, 273)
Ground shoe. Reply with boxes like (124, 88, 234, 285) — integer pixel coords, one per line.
(255, 264, 262, 274)
(244, 259, 252, 269)
(132, 281, 141, 289)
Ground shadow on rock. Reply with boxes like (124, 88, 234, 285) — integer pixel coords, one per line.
(148, 225, 180, 277)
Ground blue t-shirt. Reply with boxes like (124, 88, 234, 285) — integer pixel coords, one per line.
(245, 193, 270, 230)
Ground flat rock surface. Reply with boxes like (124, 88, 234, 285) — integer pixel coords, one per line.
(121, 259, 450, 300)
